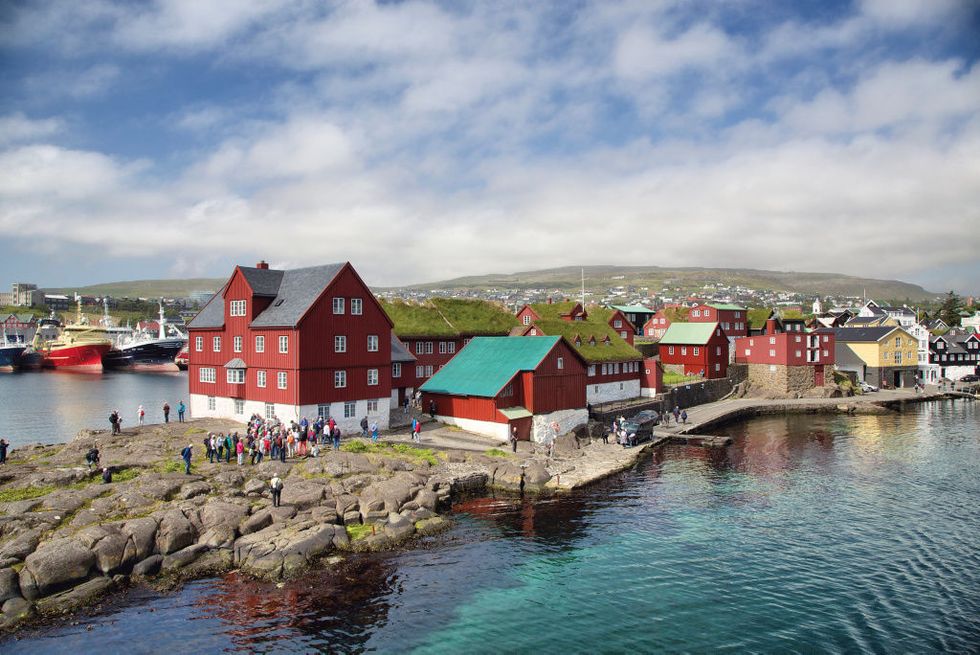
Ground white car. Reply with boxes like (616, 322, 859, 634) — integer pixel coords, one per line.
(860, 382, 879, 392)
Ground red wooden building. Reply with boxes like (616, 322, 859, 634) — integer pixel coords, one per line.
(420, 336, 587, 443)
(734, 320, 835, 393)
(516, 300, 588, 328)
(688, 303, 748, 337)
(658, 322, 729, 378)
(642, 309, 673, 340)
(187, 261, 394, 430)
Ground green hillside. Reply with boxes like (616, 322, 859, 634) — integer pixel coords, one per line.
(44, 278, 224, 299)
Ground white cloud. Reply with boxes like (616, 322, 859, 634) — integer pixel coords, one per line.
(614, 23, 739, 80)
(24, 64, 120, 100)
(0, 113, 64, 145)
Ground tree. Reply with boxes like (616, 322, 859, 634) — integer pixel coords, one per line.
(938, 291, 963, 327)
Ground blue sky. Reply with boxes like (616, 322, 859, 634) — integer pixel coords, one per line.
(1, 0, 978, 294)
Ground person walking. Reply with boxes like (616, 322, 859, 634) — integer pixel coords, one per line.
(0, 438, 8, 464)
(209, 433, 217, 463)
(510, 426, 518, 453)
(428, 400, 437, 419)
(177, 400, 186, 422)
(137, 404, 145, 427)
(673, 405, 681, 423)
(236, 437, 244, 465)
(85, 445, 100, 470)
(109, 410, 119, 435)
(163, 402, 171, 423)
(203, 434, 212, 462)
(225, 433, 233, 463)
(332, 427, 341, 451)
(681, 410, 688, 425)
(270, 476, 283, 507)
(370, 421, 379, 444)
(279, 435, 287, 462)
(411, 417, 421, 444)
(360, 416, 369, 437)
(180, 444, 193, 474)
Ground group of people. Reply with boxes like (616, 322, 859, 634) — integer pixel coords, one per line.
(109, 401, 186, 434)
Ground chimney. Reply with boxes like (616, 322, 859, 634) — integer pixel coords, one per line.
(256, 260, 269, 270)
(766, 318, 778, 334)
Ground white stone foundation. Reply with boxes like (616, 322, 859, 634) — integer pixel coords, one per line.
(586, 379, 641, 404)
(531, 408, 588, 444)
(189, 394, 390, 433)
(435, 415, 509, 443)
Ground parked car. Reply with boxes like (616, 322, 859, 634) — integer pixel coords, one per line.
(959, 374, 979, 383)
(621, 410, 661, 444)
(860, 381, 879, 393)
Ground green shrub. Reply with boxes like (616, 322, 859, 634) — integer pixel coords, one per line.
(157, 459, 185, 474)
(0, 485, 56, 503)
(341, 439, 370, 454)
(485, 448, 512, 458)
(112, 468, 142, 482)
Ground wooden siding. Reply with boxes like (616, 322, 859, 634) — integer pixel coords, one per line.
(659, 326, 730, 378)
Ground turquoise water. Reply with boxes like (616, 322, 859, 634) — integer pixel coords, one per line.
(5, 401, 979, 653)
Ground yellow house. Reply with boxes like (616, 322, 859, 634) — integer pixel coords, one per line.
(833, 326, 918, 388)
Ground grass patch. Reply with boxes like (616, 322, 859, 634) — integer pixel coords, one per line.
(346, 523, 374, 542)
(156, 459, 185, 474)
(663, 371, 701, 385)
(0, 485, 56, 503)
(341, 439, 440, 466)
(112, 468, 142, 483)
(184, 427, 207, 435)
(485, 448, 513, 458)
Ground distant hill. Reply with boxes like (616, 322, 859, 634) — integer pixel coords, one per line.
(44, 278, 224, 299)
(40, 265, 938, 303)
(398, 265, 938, 301)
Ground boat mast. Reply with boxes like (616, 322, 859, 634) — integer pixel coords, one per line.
(158, 299, 166, 339)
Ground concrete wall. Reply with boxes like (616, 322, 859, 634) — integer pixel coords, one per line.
(586, 379, 641, 404)
(189, 394, 390, 431)
(435, 415, 509, 442)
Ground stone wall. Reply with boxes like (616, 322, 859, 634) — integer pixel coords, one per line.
(586, 379, 641, 404)
(665, 377, 734, 410)
(532, 408, 589, 444)
(746, 363, 832, 397)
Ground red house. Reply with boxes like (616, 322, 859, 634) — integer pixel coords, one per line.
(658, 322, 729, 378)
(588, 306, 635, 345)
(642, 310, 673, 340)
(420, 336, 587, 443)
(688, 303, 748, 337)
(516, 300, 588, 328)
(734, 324, 835, 394)
(187, 261, 394, 430)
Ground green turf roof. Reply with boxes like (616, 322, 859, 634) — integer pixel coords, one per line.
(379, 300, 456, 337)
(530, 318, 642, 362)
(747, 308, 774, 329)
(707, 303, 746, 311)
(659, 322, 721, 345)
(430, 297, 518, 335)
(381, 298, 518, 338)
(528, 300, 582, 320)
(420, 336, 560, 397)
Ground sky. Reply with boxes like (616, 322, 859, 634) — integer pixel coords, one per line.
(1, 0, 979, 294)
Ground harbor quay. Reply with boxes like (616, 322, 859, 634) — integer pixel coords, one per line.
(0, 384, 970, 632)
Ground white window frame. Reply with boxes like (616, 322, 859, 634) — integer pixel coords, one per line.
(425, 342, 433, 354)
(367, 399, 378, 413)
(279, 335, 288, 354)
(229, 299, 246, 317)
(199, 367, 216, 383)
(344, 401, 356, 418)
(207, 396, 216, 411)
(255, 335, 264, 353)
(334, 370, 347, 388)
(351, 298, 363, 315)
(416, 365, 424, 378)
(668, 346, 675, 355)
(693, 347, 699, 356)
(233, 335, 242, 353)
(367, 335, 379, 352)
(367, 368, 378, 386)
(226, 368, 245, 384)
(415, 342, 424, 355)
(557, 356, 564, 370)
(588, 365, 596, 376)
(234, 398, 244, 415)
(257, 370, 266, 388)
(213, 336, 221, 352)
(335, 335, 347, 353)
(523, 315, 531, 325)
(332, 297, 345, 314)
(392, 362, 402, 378)
(447, 341, 456, 354)
(424, 365, 433, 377)
(195, 336, 203, 352)
(264, 402, 275, 419)
(277, 371, 287, 389)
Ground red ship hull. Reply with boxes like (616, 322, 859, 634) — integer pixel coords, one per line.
(41, 343, 111, 371)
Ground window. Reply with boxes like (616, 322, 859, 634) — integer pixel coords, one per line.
(500, 383, 514, 397)
(207, 396, 216, 411)
(234, 399, 244, 415)
(715, 363, 721, 371)
(367, 335, 378, 352)
(523, 314, 531, 325)
(351, 298, 363, 315)
(416, 365, 424, 378)
(277, 371, 287, 389)
(392, 362, 401, 378)
(693, 309, 701, 317)
(425, 342, 433, 354)
(195, 336, 203, 352)
(795, 350, 802, 358)
(588, 365, 596, 376)
(735, 311, 741, 318)
(769, 349, 776, 357)
(693, 347, 699, 356)
(317, 404, 330, 420)
(621, 331, 628, 339)
(601, 363, 608, 375)
(335, 335, 347, 353)
(415, 341, 424, 355)
(614, 320, 622, 328)
(278, 335, 288, 353)
(716, 346, 721, 356)
(226, 368, 245, 384)
(447, 342, 456, 354)
(334, 370, 347, 388)
(795, 335, 801, 343)
(614, 363, 620, 374)
(681, 347, 687, 356)
(668, 346, 675, 355)
(333, 297, 345, 314)
(745, 349, 751, 356)
(895, 337, 902, 347)
(823, 335, 829, 343)
(704, 310, 711, 317)
(213, 336, 221, 352)
(367, 369, 378, 386)
(367, 399, 378, 413)
(424, 365, 433, 377)
(895, 351, 902, 364)
(439, 341, 447, 354)
(257, 370, 266, 387)
(769, 337, 776, 345)
(233, 335, 242, 353)
(883, 351, 890, 361)
(557, 356, 564, 370)
(344, 401, 356, 418)
(229, 300, 246, 316)
(199, 367, 216, 383)
(255, 335, 264, 353)
(265, 402, 275, 419)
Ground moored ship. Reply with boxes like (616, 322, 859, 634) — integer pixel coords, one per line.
(33, 302, 112, 371)
(116, 301, 187, 371)
(0, 334, 27, 370)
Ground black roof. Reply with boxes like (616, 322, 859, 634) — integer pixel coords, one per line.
(832, 326, 898, 342)
(391, 334, 416, 363)
(188, 263, 346, 329)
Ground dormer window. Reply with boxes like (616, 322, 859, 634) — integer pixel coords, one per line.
(589, 336, 597, 345)
(229, 300, 247, 316)
(574, 336, 582, 346)
(523, 315, 531, 325)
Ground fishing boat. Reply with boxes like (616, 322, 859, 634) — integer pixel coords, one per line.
(174, 345, 189, 371)
(33, 301, 112, 371)
(115, 301, 187, 371)
(0, 329, 27, 370)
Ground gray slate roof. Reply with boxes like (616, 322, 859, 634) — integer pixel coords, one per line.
(832, 326, 897, 342)
(188, 263, 346, 329)
(224, 358, 247, 368)
(391, 334, 416, 363)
